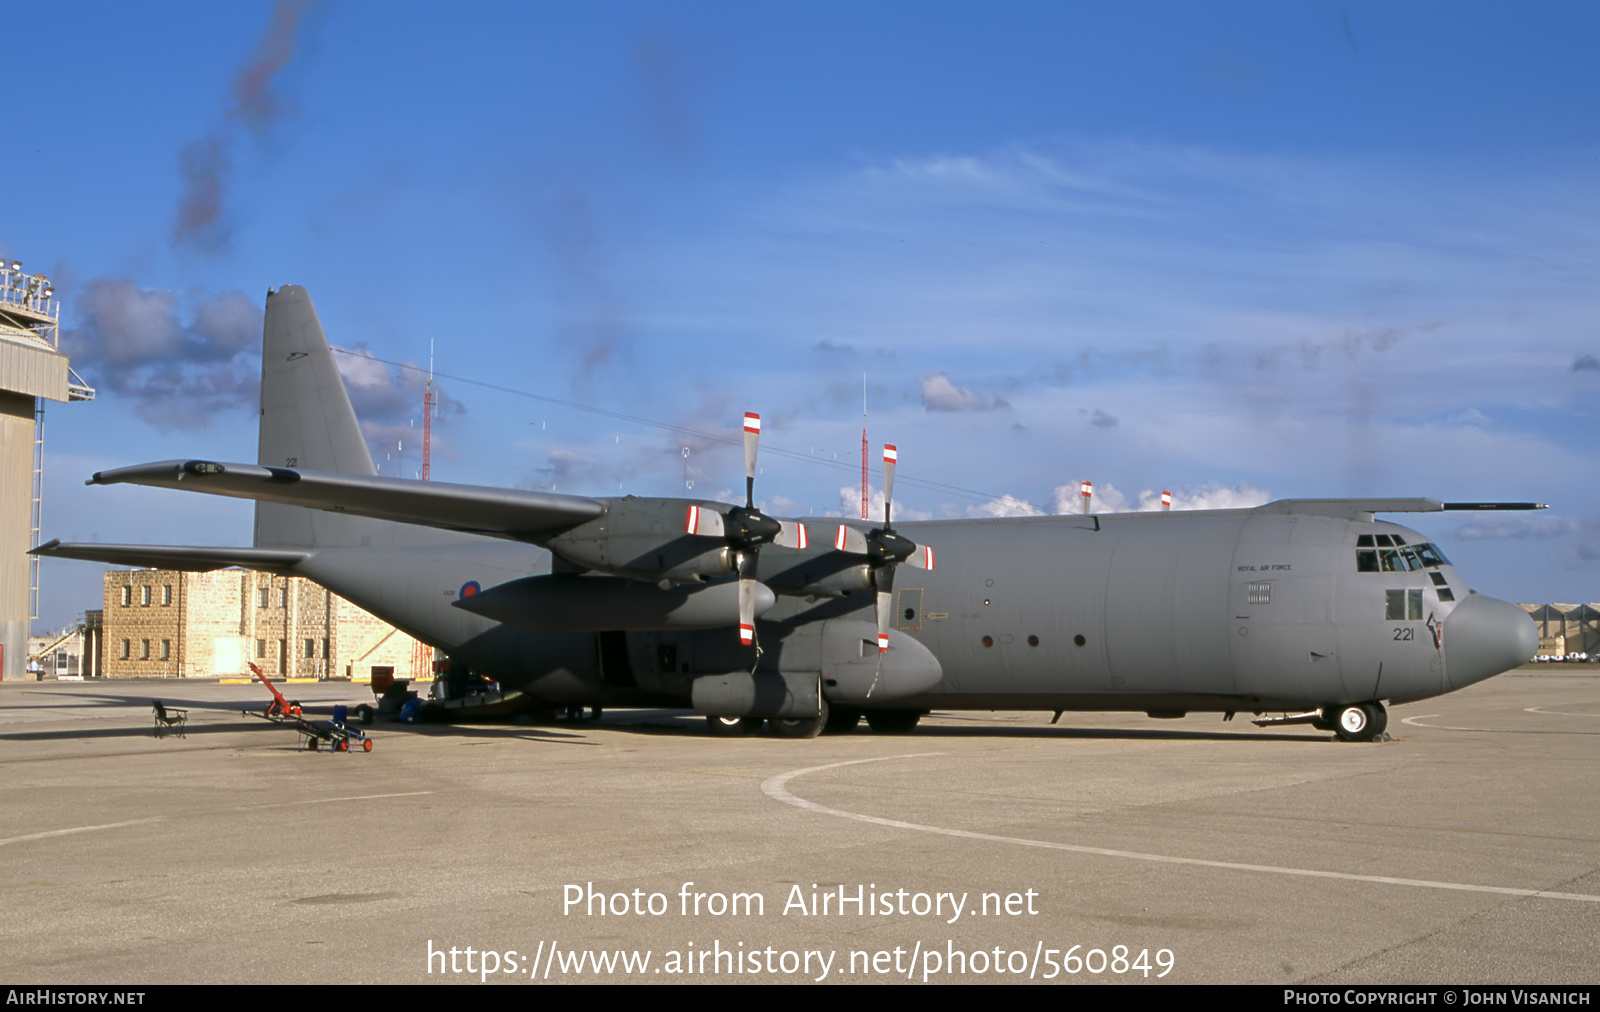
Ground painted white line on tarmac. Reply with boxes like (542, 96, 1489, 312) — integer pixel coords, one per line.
(1402, 714, 1597, 734)
(0, 818, 167, 847)
(0, 793, 434, 847)
(761, 756, 1600, 904)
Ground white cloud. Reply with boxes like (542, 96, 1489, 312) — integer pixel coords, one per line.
(919, 372, 1007, 412)
(837, 485, 932, 523)
(965, 494, 1045, 518)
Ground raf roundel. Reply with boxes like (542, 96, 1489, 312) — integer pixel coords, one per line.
(460, 580, 481, 599)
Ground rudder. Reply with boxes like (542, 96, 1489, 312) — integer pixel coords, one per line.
(253, 285, 377, 548)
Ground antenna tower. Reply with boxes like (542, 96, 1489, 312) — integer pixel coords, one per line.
(422, 341, 434, 481)
(860, 374, 868, 520)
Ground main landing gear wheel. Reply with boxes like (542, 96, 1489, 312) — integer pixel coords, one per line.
(705, 715, 760, 737)
(771, 697, 829, 740)
(864, 709, 922, 734)
(1329, 702, 1387, 742)
(824, 706, 862, 734)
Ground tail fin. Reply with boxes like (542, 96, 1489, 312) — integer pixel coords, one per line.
(253, 285, 377, 549)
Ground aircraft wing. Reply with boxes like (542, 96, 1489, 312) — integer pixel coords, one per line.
(86, 460, 607, 542)
(30, 540, 310, 573)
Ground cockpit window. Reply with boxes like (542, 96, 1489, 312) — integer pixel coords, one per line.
(1415, 542, 1450, 567)
(1357, 538, 1451, 573)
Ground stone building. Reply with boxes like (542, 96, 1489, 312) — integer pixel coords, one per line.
(101, 569, 433, 681)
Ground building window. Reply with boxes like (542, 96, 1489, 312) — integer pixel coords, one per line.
(162, 585, 172, 606)
(256, 639, 266, 658)
(304, 638, 314, 658)
(120, 639, 130, 659)
(120, 586, 132, 607)
(322, 638, 330, 660)
(279, 586, 289, 608)
(140, 586, 151, 607)
(160, 640, 171, 661)
(140, 640, 150, 660)
(258, 587, 270, 608)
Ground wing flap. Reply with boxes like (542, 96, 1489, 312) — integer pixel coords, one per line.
(88, 460, 606, 541)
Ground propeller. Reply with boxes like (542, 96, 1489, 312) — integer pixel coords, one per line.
(833, 443, 934, 653)
(683, 412, 808, 646)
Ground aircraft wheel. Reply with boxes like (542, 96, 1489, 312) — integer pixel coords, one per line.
(356, 704, 374, 725)
(824, 707, 862, 734)
(865, 709, 922, 734)
(1330, 703, 1382, 742)
(1365, 702, 1388, 738)
(771, 697, 829, 740)
(705, 715, 760, 737)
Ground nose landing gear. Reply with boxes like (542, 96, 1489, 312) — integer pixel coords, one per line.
(1325, 702, 1388, 742)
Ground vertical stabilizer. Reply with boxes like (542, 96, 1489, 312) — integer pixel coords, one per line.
(254, 285, 377, 548)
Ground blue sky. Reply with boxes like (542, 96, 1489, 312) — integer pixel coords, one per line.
(9, 1, 1599, 631)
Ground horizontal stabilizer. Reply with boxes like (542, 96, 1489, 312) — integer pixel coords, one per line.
(31, 540, 309, 573)
(88, 460, 606, 542)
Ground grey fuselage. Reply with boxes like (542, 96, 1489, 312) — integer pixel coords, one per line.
(291, 502, 1530, 716)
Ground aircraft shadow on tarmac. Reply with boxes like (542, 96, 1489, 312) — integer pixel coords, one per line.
(4, 690, 1333, 746)
(484, 710, 1337, 744)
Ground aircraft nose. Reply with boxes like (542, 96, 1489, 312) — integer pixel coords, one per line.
(1443, 593, 1537, 689)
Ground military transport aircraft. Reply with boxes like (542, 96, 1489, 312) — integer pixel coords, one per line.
(35, 286, 1540, 741)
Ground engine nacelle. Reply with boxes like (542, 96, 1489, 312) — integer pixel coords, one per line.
(545, 496, 737, 582)
(453, 574, 776, 631)
(757, 549, 874, 598)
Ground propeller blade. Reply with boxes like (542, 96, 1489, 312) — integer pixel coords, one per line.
(775, 519, 809, 550)
(904, 545, 935, 570)
(882, 444, 897, 528)
(874, 560, 896, 653)
(833, 524, 870, 554)
(875, 589, 891, 652)
(685, 504, 726, 538)
(738, 578, 757, 646)
(743, 412, 760, 508)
